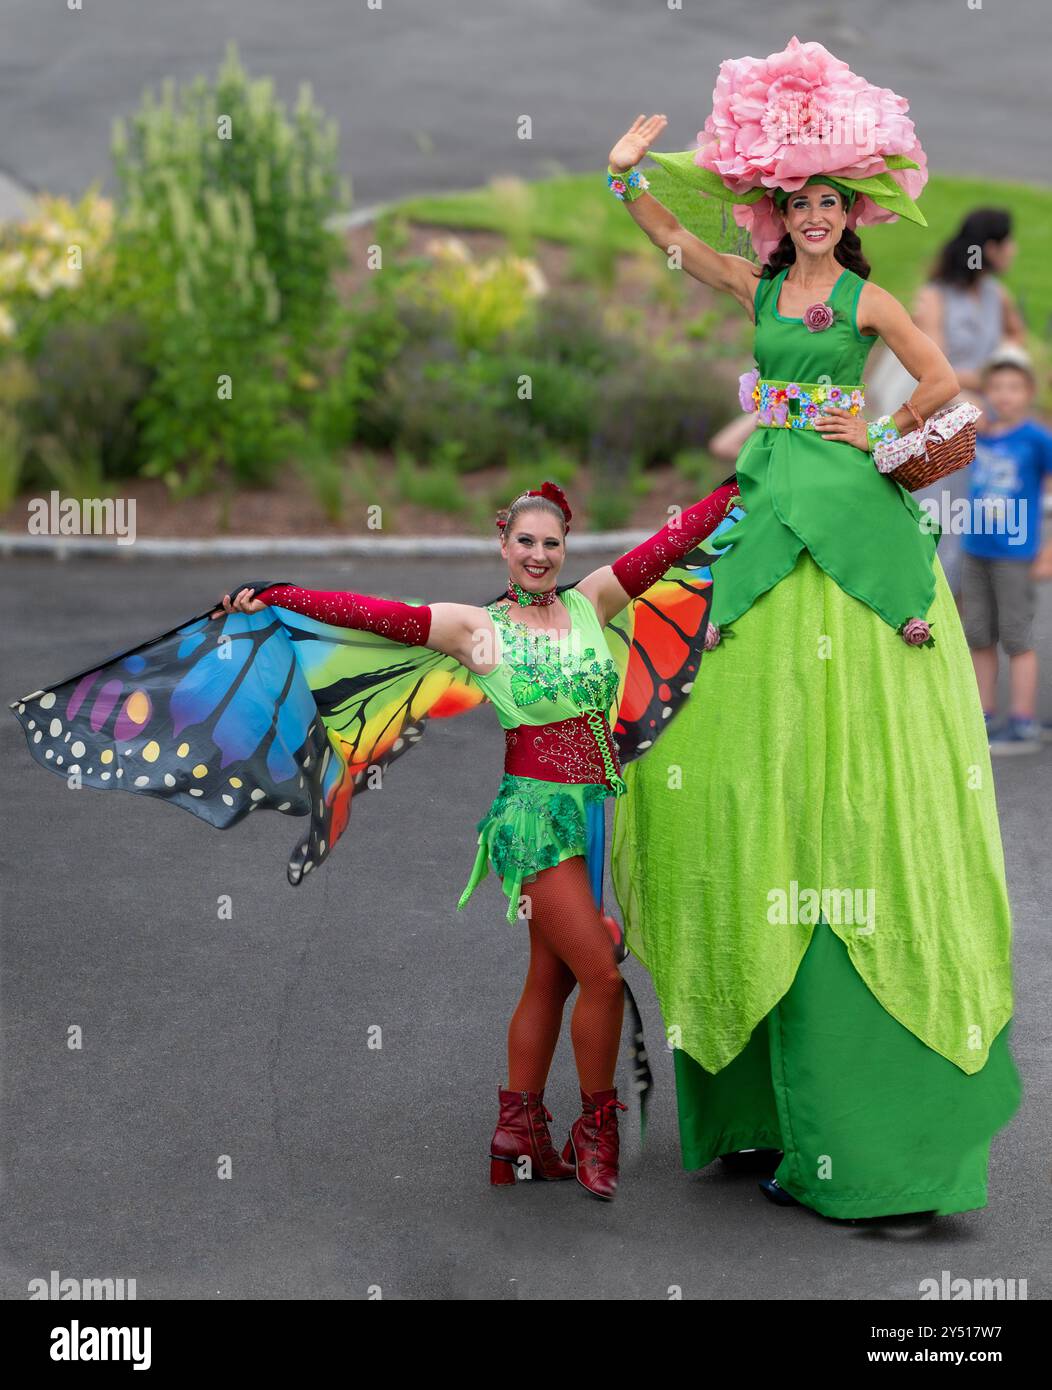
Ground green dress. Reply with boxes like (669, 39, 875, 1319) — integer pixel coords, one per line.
(611, 266, 1021, 1217)
(457, 587, 625, 923)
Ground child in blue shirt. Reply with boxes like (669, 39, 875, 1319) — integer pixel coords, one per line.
(961, 348, 1052, 753)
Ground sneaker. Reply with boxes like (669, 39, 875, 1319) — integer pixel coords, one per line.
(989, 716, 1042, 755)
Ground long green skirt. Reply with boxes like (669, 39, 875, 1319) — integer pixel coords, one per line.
(612, 547, 1021, 1218)
(676, 918, 1020, 1218)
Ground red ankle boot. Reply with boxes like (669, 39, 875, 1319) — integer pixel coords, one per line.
(562, 1087, 627, 1200)
(490, 1087, 575, 1185)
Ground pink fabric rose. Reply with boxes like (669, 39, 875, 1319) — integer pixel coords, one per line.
(704, 622, 721, 651)
(900, 618, 931, 645)
(738, 368, 760, 411)
(803, 302, 834, 332)
(705, 36, 929, 262)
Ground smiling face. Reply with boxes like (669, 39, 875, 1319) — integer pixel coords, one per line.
(500, 506, 565, 591)
(778, 184, 849, 260)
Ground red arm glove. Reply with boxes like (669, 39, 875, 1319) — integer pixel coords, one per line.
(610, 482, 739, 599)
(226, 580, 432, 645)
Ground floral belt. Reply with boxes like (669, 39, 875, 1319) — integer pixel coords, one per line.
(504, 713, 626, 793)
(749, 376, 866, 429)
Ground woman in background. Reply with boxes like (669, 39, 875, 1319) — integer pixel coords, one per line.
(871, 209, 1025, 597)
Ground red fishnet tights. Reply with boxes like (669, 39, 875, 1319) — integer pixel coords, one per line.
(505, 855, 625, 1094)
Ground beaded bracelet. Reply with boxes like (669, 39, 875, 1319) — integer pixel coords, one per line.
(866, 414, 901, 449)
(607, 165, 650, 202)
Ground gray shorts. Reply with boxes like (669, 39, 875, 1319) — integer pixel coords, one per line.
(961, 551, 1037, 654)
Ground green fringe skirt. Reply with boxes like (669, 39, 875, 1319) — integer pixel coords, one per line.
(458, 774, 613, 923)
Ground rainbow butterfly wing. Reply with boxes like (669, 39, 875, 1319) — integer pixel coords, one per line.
(271, 607, 485, 881)
(9, 606, 321, 827)
(10, 596, 486, 885)
(605, 505, 744, 761)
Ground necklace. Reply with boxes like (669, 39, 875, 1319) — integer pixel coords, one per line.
(506, 578, 558, 607)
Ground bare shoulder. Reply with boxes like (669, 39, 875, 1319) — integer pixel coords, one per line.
(427, 600, 494, 661)
(857, 278, 906, 334)
(572, 575, 601, 606)
(573, 571, 618, 626)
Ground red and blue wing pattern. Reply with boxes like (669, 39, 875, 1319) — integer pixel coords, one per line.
(606, 504, 743, 761)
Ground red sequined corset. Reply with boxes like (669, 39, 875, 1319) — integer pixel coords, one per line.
(504, 713, 625, 792)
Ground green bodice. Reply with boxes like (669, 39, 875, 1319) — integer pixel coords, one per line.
(457, 587, 624, 923)
(709, 266, 938, 631)
(472, 587, 621, 729)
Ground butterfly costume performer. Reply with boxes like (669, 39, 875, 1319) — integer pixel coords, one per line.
(10, 477, 742, 1200)
(608, 37, 1020, 1218)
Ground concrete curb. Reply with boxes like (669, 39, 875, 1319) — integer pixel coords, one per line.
(0, 530, 648, 560)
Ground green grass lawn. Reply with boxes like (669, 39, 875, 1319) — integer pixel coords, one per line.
(397, 168, 1052, 338)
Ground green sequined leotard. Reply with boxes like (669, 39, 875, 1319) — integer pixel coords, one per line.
(457, 587, 625, 923)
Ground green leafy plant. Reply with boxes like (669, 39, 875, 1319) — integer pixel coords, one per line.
(24, 314, 152, 487)
(112, 40, 349, 357)
(115, 183, 292, 496)
(0, 187, 117, 359)
(0, 354, 35, 510)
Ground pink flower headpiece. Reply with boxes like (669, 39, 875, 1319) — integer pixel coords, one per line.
(647, 36, 929, 263)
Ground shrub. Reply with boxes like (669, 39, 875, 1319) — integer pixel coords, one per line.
(482, 353, 599, 452)
(521, 293, 630, 375)
(590, 351, 736, 468)
(22, 314, 152, 488)
(380, 343, 541, 472)
(0, 187, 117, 359)
(111, 40, 348, 356)
(0, 354, 35, 510)
(114, 182, 292, 495)
(396, 235, 546, 353)
(393, 451, 468, 513)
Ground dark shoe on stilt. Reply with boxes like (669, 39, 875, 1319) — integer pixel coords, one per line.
(759, 1176, 802, 1207)
(719, 1148, 784, 1175)
(490, 1087, 575, 1185)
(562, 1087, 627, 1200)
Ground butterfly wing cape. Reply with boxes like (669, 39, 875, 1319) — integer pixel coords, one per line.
(606, 504, 743, 761)
(9, 586, 485, 884)
(10, 509, 741, 885)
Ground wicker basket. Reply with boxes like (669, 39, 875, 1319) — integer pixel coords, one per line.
(888, 418, 978, 491)
(875, 402, 980, 492)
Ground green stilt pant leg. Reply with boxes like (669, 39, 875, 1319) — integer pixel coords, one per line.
(673, 920, 1022, 1219)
